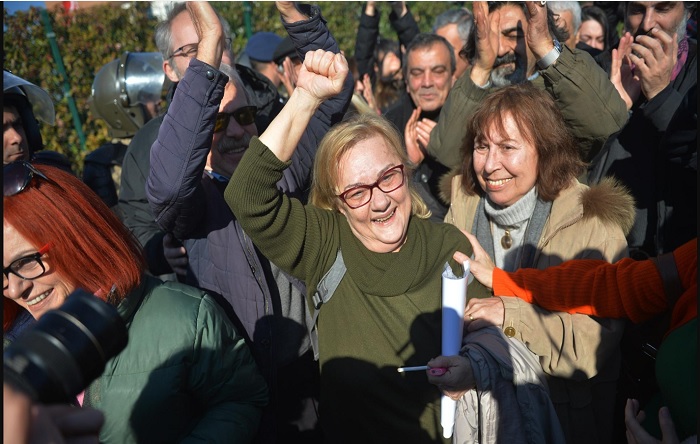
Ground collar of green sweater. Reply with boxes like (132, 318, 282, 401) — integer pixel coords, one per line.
(338, 215, 466, 296)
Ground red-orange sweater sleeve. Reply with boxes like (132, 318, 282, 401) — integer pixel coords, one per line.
(493, 239, 697, 326)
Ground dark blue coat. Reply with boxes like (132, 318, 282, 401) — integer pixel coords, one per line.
(146, 7, 353, 381)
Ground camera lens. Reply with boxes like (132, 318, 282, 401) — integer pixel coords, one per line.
(4, 289, 128, 403)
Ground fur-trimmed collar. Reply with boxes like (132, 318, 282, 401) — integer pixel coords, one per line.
(579, 177, 635, 236)
(440, 170, 636, 236)
(438, 168, 460, 205)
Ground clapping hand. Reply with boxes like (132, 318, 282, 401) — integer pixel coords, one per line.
(279, 56, 299, 95)
(524, 1, 555, 59)
(629, 27, 678, 101)
(404, 107, 436, 165)
(186, 1, 224, 69)
(610, 32, 641, 110)
(357, 73, 379, 114)
(470, 1, 499, 86)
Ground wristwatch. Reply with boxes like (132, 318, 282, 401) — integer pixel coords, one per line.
(537, 38, 562, 70)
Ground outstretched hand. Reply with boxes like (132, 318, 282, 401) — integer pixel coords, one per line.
(455, 231, 503, 331)
(296, 50, 349, 104)
(625, 399, 680, 444)
(453, 230, 495, 289)
(186, 1, 224, 68)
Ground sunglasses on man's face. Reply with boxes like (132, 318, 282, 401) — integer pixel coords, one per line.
(3, 161, 52, 197)
(213, 106, 258, 133)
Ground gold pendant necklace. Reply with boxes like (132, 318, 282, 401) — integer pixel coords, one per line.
(501, 228, 513, 249)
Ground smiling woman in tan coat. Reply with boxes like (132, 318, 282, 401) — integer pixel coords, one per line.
(442, 82, 635, 444)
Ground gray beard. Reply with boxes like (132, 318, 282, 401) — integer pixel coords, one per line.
(217, 134, 251, 155)
(490, 63, 527, 87)
(675, 15, 688, 43)
(171, 62, 184, 81)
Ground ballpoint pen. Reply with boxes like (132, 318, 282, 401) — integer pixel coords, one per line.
(397, 365, 447, 376)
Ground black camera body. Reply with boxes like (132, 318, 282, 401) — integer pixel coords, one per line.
(4, 289, 128, 403)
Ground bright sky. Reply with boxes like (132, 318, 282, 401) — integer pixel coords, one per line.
(4, 1, 46, 15)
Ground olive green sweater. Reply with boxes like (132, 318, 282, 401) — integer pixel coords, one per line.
(227, 138, 490, 443)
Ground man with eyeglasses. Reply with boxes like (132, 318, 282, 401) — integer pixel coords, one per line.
(146, 2, 353, 443)
(422, 1, 628, 174)
(118, 2, 284, 282)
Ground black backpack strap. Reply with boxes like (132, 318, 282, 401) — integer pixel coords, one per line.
(308, 250, 346, 360)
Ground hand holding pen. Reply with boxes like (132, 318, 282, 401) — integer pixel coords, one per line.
(424, 355, 476, 401)
(397, 365, 448, 376)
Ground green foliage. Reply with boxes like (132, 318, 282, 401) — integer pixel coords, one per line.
(212, 2, 468, 58)
(4, 2, 159, 173)
(4, 1, 467, 173)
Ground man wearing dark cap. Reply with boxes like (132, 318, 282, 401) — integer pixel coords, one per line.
(245, 31, 284, 88)
(273, 36, 303, 98)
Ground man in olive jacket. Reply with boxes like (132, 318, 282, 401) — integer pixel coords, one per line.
(421, 2, 628, 175)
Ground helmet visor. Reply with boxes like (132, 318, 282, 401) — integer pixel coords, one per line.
(122, 52, 168, 107)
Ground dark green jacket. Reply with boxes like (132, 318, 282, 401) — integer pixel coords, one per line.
(84, 275, 268, 443)
(226, 139, 490, 443)
(426, 46, 629, 170)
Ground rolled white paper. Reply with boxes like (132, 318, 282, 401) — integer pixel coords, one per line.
(440, 261, 469, 438)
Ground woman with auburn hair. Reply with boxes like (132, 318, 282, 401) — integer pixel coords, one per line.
(3, 162, 267, 443)
(437, 82, 636, 444)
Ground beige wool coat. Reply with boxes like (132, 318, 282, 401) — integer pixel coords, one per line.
(446, 176, 636, 444)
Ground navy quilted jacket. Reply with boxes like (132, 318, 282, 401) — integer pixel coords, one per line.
(146, 6, 353, 380)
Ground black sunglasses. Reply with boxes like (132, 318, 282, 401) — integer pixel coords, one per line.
(214, 105, 258, 133)
(4, 161, 52, 197)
